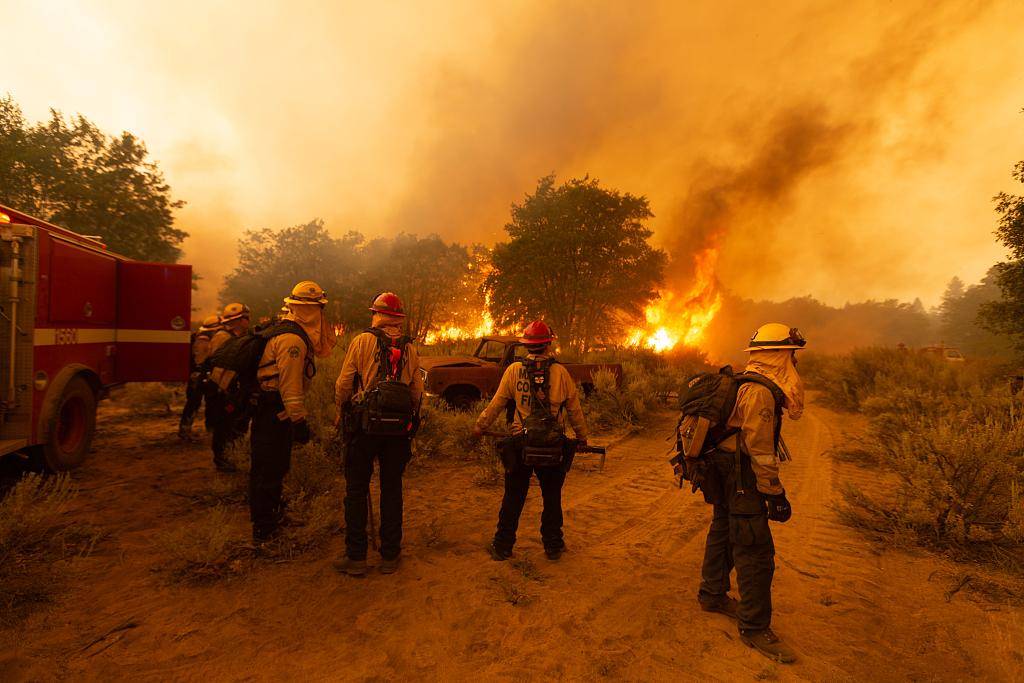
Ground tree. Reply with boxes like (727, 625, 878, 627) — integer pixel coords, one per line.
(980, 153, 1024, 353)
(939, 270, 1015, 359)
(221, 220, 364, 324)
(221, 222, 480, 337)
(0, 94, 185, 262)
(486, 175, 666, 354)
(360, 234, 481, 339)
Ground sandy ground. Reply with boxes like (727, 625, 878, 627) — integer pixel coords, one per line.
(1, 398, 1023, 682)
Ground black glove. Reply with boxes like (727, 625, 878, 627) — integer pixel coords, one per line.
(292, 419, 312, 445)
(765, 491, 792, 523)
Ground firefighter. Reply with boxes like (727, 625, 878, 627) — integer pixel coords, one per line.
(472, 321, 589, 562)
(178, 315, 222, 441)
(697, 323, 804, 664)
(250, 281, 336, 542)
(206, 302, 251, 472)
(333, 292, 424, 576)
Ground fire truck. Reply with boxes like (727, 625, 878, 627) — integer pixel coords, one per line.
(0, 204, 192, 470)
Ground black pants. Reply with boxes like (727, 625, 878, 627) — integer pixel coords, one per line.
(179, 373, 205, 430)
(698, 453, 775, 632)
(493, 465, 567, 554)
(344, 434, 411, 561)
(249, 395, 293, 533)
(209, 395, 250, 463)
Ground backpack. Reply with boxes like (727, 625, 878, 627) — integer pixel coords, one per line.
(208, 321, 312, 416)
(517, 358, 567, 467)
(355, 328, 417, 437)
(677, 365, 786, 457)
(673, 365, 786, 504)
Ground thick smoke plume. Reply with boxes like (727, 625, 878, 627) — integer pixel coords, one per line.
(4, 0, 1022, 313)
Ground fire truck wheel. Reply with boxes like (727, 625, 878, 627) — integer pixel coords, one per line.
(41, 375, 97, 471)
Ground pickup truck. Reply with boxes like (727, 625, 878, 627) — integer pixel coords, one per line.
(420, 336, 623, 409)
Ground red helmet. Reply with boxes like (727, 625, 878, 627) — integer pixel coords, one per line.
(520, 320, 554, 345)
(369, 292, 406, 318)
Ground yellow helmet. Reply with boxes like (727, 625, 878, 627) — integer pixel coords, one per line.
(198, 315, 221, 331)
(221, 302, 251, 322)
(283, 280, 328, 306)
(744, 323, 807, 352)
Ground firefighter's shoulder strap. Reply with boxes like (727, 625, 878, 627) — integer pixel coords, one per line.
(516, 357, 564, 421)
(254, 320, 315, 381)
(734, 371, 786, 452)
(355, 328, 413, 391)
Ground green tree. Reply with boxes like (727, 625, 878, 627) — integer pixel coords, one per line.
(222, 223, 480, 338)
(360, 234, 481, 339)
(486, 175, 666, 354)
(0, 94, 185, 262)
(980, 154, 1024, 353)
(939, 271, 1015, 359)
(221, 219, 364, 324)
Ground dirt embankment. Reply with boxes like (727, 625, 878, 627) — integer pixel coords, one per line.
(1, 400, 1022, 681)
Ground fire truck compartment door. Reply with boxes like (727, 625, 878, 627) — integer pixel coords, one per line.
(115, 262, 192, 383)
(49, 240, 118, 325)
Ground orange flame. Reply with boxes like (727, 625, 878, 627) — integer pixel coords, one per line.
(424, 292, 499, 344)
(626, 248, 722, 352)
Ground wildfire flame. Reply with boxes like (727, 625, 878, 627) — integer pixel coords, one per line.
(626, 248, 722, 352)
(422, 249, 722, 352)
(424, 292, 499, 344)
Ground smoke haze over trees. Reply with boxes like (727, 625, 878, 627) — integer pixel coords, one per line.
(980, 152, 1024, 353)
(0, 95, 186, 263)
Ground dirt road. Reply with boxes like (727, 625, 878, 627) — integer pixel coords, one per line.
(2, 400, 1023, 681)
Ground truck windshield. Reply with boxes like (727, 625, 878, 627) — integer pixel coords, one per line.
(476, 340, 505, 363)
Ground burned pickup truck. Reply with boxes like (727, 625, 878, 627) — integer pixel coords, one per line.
(420, 336, 623, 409)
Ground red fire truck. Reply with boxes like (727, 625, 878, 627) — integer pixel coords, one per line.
(0, 204, 192, 470)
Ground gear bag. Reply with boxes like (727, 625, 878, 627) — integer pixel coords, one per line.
(207, 321, 312, 418)
(672, 365, 786, 504)
(517, 358, 567, 467)
(354, 329, 417, 437)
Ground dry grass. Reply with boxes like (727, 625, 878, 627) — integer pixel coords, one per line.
(156, 506, 252, 583)
(111, 382, 182, 415)
(0, 474, 99, 623)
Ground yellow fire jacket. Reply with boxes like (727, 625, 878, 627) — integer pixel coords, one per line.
(257, 333, 314, 422)
(474, 354, 589, 441)
(208, 329, 235, 354)
(334, 330, 424, 411)
(716, 383, 784, 496)
(192, 334, 213, 366)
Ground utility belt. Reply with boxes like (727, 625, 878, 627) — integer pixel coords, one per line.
(496, 433, 576, 474)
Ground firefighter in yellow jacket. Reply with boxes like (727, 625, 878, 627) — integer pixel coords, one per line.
(250, 281, 336, 542)
(206, 303, 251, 471)
(696, 323, 804, 664)
(178, 315, 221, 440)
(333, 292, 424, 576)
(473, 321, 589, 562)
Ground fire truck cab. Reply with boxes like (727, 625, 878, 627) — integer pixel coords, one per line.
(0, 205, 192, 470)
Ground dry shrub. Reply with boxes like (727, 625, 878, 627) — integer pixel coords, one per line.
(0, 474, 98, 622)
(157, 506, 251, 582)
(414, 399, 493, 461)
(823, 350, 1024, 570)
(801, 348, 1006, 412)
(112, 382, 181, 415)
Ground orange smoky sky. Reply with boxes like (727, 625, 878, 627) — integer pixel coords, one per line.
(2, 0, 1023, 314)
